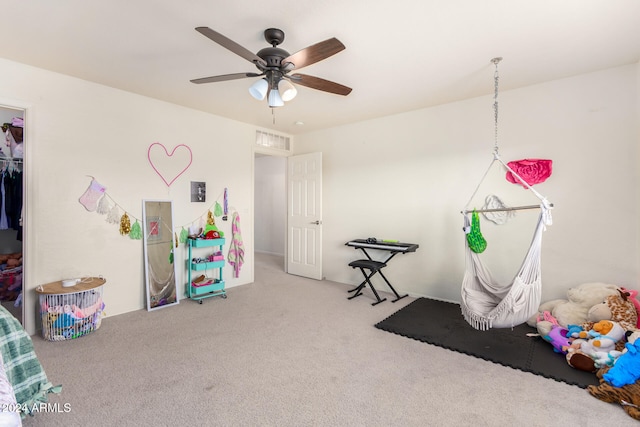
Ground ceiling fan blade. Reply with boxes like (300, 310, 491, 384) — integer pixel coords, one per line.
(283, 38, 345, 70)
(190, 72, 260, 84)
(289, 74, 352, 96)
(195, 27, 267, 67)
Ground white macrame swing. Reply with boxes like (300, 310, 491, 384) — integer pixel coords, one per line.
(460, 58, 553, 331)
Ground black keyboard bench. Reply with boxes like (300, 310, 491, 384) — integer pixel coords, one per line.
(345, 238, 418, 306)
(347, 259, 389, 305)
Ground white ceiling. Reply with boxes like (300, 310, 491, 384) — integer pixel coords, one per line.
(2, 1, 639, 135)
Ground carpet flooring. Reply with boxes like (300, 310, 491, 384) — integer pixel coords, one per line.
(375, 297, 600, 389)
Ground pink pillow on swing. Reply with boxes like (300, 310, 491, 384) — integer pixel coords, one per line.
(506, 159, 553, 187)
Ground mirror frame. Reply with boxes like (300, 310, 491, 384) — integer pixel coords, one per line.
(142, 199, 179, 311)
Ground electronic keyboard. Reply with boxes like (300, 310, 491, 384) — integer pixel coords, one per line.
(345, 239, 419, 253)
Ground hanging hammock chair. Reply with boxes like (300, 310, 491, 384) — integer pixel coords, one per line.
(461, 154, 553, 330)
(460, 57, 553, 331)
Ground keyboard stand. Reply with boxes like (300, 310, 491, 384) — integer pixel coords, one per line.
(346, 240, 417, 305)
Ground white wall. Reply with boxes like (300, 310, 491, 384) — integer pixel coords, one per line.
(295, 63, 639, 304)
(637, 62, 640, 289)
(254, 155, 286, 255)
(0, 58, 264, 335)
(1, 55, 637, 334)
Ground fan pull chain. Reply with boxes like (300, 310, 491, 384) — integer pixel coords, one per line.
(492, 57, 502, 156)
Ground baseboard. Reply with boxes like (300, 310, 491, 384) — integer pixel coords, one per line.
(255, 250, 284, 257)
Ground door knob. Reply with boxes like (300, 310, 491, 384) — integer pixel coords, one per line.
(310, 220, 322, 225)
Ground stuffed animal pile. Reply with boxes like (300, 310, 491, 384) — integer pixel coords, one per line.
(0, 252, 22, 269)
(527, 282, 620, 328)
(531, 286, 638, 368)
(531, 284, 640, 420)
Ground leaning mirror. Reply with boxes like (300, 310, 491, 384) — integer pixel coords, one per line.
(142, 200, 179, 311)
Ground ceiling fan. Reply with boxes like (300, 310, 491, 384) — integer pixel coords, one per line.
(190, 27, 352, 107)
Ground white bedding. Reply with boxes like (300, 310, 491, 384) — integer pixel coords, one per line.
(0, 353, 21, 426)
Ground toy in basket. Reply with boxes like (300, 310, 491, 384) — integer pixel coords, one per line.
(36, 277, 106, 341)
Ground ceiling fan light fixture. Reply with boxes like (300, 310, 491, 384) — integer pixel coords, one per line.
(249, 78, 269, 100)
(278, 79, 297, 102)
(268, 89, 284, 107)
(192, 27, 352, 109)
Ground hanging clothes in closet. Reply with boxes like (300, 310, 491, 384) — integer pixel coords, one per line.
(0, 165, 22, 241)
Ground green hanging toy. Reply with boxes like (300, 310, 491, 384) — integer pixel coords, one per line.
(466, 210, 487, 254)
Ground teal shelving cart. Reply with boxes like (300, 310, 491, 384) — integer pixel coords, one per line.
(186, 238, 227, 303)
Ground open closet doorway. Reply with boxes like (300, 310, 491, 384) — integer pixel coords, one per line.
(0, 105, 24, 326)
(254, 153, 286, 278)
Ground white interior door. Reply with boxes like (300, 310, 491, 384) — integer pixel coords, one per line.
(287, 152, 322, 279)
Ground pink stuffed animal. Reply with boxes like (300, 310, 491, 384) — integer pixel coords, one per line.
(541, 323, 573, 354)
(620, 287, 640, 329)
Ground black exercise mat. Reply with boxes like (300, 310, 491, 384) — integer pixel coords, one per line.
(375, 298, 599, 388)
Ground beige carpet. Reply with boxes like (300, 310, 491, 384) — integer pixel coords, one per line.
(23, 253, 638, 426)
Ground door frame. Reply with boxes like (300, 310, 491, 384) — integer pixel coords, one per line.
(253, 147, 290, 276)
(252, 145, 323, 281)
(0, 97, 31, 331)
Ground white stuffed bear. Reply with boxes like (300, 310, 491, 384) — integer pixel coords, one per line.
(527, 282, 620, 328)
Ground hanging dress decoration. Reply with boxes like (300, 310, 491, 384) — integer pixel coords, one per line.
(460, 58, 554, 330)
(79, 176, 236, 249)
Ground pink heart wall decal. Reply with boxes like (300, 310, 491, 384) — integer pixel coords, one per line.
(147, 142, 193, 187)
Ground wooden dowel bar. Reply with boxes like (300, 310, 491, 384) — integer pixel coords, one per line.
(461, 203, 554, 214)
